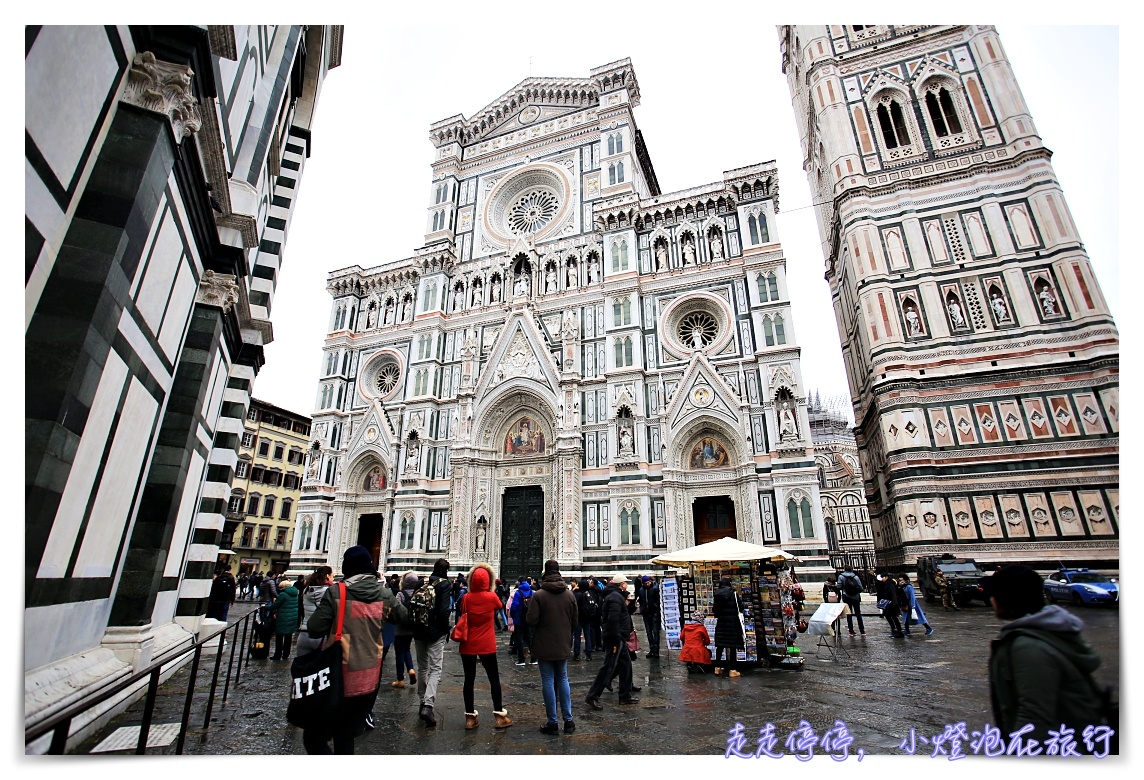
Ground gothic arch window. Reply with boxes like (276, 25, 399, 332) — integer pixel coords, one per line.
(613, 296, 632, 325)
(800, 497, 814, 538)
(347, 306, 356, 332)
(757, 273, 769, 301)
(925, 85, 963, 137)
(325, 352, 336, 375)
(432, 211, 440, 231)
(763, 316, 775, 347)
(611, 238, 629, 272)
(768, 272, 779, 300)
(774, 314, 787, 345)
(876, 98, 911, 149)
(787, 499, 802, 538)
(616, 161, 625, 183)
(608, 163, 616, 186)
(620, 506, 640, 545)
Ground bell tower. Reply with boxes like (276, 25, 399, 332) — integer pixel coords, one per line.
(780, 26, 1118, 568)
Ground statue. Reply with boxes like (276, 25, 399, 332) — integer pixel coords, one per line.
(545, 266, 557, 294)
(453, 286, 464, 312)
(904, 306, 922, 336)
(618, 425, 635, 457)
(400, 296, 411, 321)
(779, 401, 798, 441)
(567, 262, 577, 287)
(383, 298, 394, 325)
(307, 452, 320, 479)
(471, 283, 482, 307)
(475, 525, 486, 551)
(405, 443, 420, 473)
(562, 308, 579, 339)
(990, 292, 1010, 323)
(514, 273, 528, 297)
(490, 280, 501, 303)
(691, 328, 704, 350)
(1039, 286, 1059, 316)
(681, 237, 695, 266)
(586, 257, 598, 284)
(365, 305, 375, 329)
(947, 299, 966, 329)
(654, 241, 667, 271)
(710, 234, 724, 260)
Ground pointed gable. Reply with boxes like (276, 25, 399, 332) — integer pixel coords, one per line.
(475, 309, 561, 398)
(665, 353, 741, 431)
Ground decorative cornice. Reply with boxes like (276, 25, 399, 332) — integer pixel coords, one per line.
(195, 270, 239, 313)
(121, 52, 202, 142)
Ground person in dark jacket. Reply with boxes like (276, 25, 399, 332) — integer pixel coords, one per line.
(268, 578, 302, 660)
(527, 560, 579, 734)
(985, 565, 1107, 744)
(259, 573, 278, 605)
(390, 571, 418, 688)
(584, 575, 638, 709)
(573, 578, 597, 661)
(589, 576, 604, 650)
(509, 580, 534, 665)
(302, 545, 395, 754)
(712, 577, 744, 678)
(412, 558, 452, 727)
(638, 576, 661, 658)
(494, 578, 510, 630)
(875, 572, 905, 637)
(837, 566, 866, 636)
(207, 569, 237, 622)
(458, 563, 512, 731)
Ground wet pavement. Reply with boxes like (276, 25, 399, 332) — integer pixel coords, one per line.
(78, 598, 1119, 756)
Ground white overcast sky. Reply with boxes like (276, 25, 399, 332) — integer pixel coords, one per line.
(256, 20, 1120, 419)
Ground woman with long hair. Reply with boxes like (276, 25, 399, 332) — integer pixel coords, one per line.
(457, 563, 512, 729)
(295, 566, 333, 655)
(897, 573, 934, 635)
(391, 571, 418, 687)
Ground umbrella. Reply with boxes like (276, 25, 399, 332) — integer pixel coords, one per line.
(650, 536, 798, 566)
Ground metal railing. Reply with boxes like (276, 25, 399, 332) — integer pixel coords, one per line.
(25, 606, 261, 755)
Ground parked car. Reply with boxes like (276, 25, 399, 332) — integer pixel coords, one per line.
(916, 555, 987, 606)
(1044, 569, 1119, 606)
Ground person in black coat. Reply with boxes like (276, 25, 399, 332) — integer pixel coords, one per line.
(712, 577, 745, 678)
(584, 575, 638, 709)
(875, 572, 905, 637)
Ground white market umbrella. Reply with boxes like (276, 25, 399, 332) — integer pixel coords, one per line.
(650, 536, 798, 566)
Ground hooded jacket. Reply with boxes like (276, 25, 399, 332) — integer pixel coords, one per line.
(394, 572, 419, 637)
(269, 585, 302, 635)
(509, 582, 533, 626)
(526, 572, 578, 660)
(989, 605, 1104, 741)
(679, 620, 712, 664)
(307, 574, 396, 697)
(458, 564, 501, 656)
(713, 583, 745, 649)
(295, 584, 331, 654)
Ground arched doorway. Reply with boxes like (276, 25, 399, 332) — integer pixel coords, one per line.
(500, 486, 544, 582)
(356, 513, 384, 570)
(693, 495, 737, 544)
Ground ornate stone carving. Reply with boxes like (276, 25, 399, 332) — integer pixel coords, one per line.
(491, 330, 544, 386)
(122, 52, 202, 141)
(195, 270, 239, 313)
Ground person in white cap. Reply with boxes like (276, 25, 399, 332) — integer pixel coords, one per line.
(584, 574, 639, 709)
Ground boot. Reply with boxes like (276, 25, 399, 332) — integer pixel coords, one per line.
(494, 709, 513, 729)
(465, 711, 479, 730)
(713, 667, 723, 676)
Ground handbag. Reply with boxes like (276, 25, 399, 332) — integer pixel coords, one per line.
(625, 630, 640, 652)
(451, 611, 469, 642)
(287, 582, 347, 730)
(826, 591, 840, 603)
(876, 598, 892, 610)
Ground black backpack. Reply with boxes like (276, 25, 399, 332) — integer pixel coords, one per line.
(582, 589, 599, 618)
(840, 573, 862, 597)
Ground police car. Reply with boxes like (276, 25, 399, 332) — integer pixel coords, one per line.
(1043, 568, 1119, 606)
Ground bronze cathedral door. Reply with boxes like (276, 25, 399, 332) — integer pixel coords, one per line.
(500, 486, 544, 583)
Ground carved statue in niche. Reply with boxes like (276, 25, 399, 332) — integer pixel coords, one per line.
(400, 296, 411, 321)
(365, 303, 376, 329)
(586, 256, 599, 284)
(307, 451, 321, 479)
(453, 286, 464, 312)
(405, 441, 420, 473)
(709, 231, 724, 260)
(514, 273, 529, 297)
(1036, 281, 1059, 316)
(989, 291, 1011, 323)
(904, 304, 923, 336)
(471, 281, 483, 307)
(654, 240, 667, 271)
(567, 261, 577, 287)
(384, 298, 395, 325)
(618, 423, 635, 458)
(475, 524, 487, 551)
(545, 265, 558, 293)
(489, 278, 501, 303)
(947, 296, 967, 329)
(779, 401, 799, 441)
(681, 235, 696, 266)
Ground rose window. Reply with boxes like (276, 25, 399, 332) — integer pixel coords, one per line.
(376, 362, 401, 395)
(506, 189, 559, 235)
(678, 312, 719, 349)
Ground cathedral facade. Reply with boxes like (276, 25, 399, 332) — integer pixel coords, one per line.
(780, 26, 1119, 568)
(296, 59, 829, 582)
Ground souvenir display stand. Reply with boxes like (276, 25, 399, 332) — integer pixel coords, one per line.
(651, 537, 805, 669)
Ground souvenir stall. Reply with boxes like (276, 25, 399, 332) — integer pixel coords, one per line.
(651, 537, 804, 669)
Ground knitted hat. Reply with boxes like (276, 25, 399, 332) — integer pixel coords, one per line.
(543, 559, 560, 576)
(342, 545, 374, 577)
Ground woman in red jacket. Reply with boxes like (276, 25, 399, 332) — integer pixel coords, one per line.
(458, 563, 513, 730)
(679, 613, 713, 673)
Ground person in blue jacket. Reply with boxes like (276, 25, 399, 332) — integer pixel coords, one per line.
(509, 581, 534, 665)
(897, 573, 934, 635)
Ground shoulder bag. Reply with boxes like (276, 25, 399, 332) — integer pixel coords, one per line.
(287, 582, 346, 730)
(451, 611, 469, 642)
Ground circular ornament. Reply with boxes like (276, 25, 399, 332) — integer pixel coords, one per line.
(691, 385, 713, 407)
(519, 106, 540, 124)
(365, 426, 379, 443)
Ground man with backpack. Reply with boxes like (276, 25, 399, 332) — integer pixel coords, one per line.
(574, 578, 597, 661)
(837, 566, 866, 637)
(410, 558, 452, 727)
